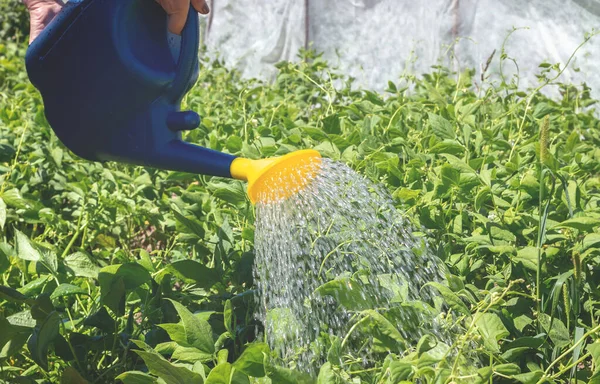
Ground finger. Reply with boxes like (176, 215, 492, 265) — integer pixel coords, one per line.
(191, 0, 210, 15)
(167, 10, 187, 35)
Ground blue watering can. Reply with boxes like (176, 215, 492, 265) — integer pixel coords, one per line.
(25, 0, 322, 204)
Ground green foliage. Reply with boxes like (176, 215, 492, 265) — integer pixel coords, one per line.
(0, 0, 29, 43)
(1, 34, 600, 384)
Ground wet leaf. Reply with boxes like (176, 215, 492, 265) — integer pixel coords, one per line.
(233, 342, 268, 378)
(423, 282, 470, 316)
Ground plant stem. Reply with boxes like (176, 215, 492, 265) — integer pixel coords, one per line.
(537, 323, 600, 383)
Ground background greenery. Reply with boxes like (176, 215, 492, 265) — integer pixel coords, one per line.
(0, 0, 29, 43)
(1, 15, 600, 384)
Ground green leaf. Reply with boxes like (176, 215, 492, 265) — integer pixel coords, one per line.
(41, 251, 58, 276)
(478, 245, 516, 255)
(582, 233, 600, 251)
(423, 282, 470, 316)
(387, 360, 413, 382)
(317, 362, 340, 384)
(99, 276, 125, 315)
(203, 362, 249, 384)
(476, 367, 492, 383)
(512, 370, 543, 384)
(133, 347, 205, 384)
(546, 270, 573, 326)
(587, 343, 600, 372)
(31, 294, 56, 321)
(393, 187, 421, 202)
(0, 315, 15, 350)
(171, 346, 213, 363)
(439, 164, 461, 187)
(27, 311, 60, 371)
(168, 260, 219, 289)
(84, 307, 117, 333)
(428, 113, 455, 139)
(115, 371, 158, 384)
(233, 343, 268, 378)
(138, 250, 156, 273)
(7, 310, 36, 328)
(63, 252, 99, 279)
(533, 102, 555, 118)
(538, 313, 570, 348)
(206, 181, 247, 205)
(0, 284, 31, 303)
(172, 209, 206, 239)
(205, 363, 232, 384)
(490, 226, 516, 242)
(0, 143, 16, 163)
(50, 284, 87, 300)
(313, 141, 340, 160)
(158, 323, 187, 345)
(315, 277, 378, 310)
(99, 263, 151, 291)
(265, 360, 313, 384)
(429, 140, 465, 155)
(0, 243, 10, 274)
(513, 247, 538, 271)
(98, 263, 152, 315)
(323, 114, 341, 134)
(1, 188, 29, 209)
(14, 229, 41, 261)
(362, 310, 405, 350)
(554, 216, 600, 232)
(226, 136, 243, 153)
(571, 326, 585, 377)
(155, 341, 178, 355)
(0, 198, 6, 229)
(474, 187, 492, 211)
(327, 337, 342, 366)
(166, 299, 215, 354)
(475, 313, 509, 353)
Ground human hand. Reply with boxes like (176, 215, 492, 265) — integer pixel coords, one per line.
(156, 0, 210, 35)
(22, 0, 64, 44)
(23, 0, 210, 45)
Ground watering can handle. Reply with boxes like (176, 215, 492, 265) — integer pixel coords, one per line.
(167, 4, 199, 103)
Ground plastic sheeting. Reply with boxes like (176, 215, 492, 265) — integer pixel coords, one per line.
(200, 0, 600, 100)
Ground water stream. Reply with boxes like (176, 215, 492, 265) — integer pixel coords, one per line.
(253, 158, 451, 374)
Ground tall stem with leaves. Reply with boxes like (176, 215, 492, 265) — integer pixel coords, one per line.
(536, 116, 551, 323)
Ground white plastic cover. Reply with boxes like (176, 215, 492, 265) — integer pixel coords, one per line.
(200, 0, 600, 99)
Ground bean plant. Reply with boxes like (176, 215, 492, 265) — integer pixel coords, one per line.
(0, 30, 600, 383)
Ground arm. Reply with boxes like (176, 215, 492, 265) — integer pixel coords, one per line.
(22, 0, 64, 44)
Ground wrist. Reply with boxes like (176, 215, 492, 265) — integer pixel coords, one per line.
(22, 0, 59, 10)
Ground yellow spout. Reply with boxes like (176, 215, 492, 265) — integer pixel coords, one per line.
(230, 149, 322, 204)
